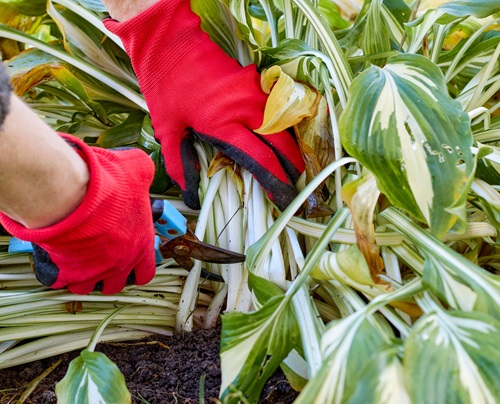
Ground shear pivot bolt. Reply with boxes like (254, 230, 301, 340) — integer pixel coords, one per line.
(174, 245, 190, 256)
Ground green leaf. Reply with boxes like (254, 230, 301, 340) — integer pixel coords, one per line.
(340, 53, 474, 237)
(318, 0, 350, 30)
(56, 349, 131, 404)
(0, 0, 46, 16)
(220, 295, 300, 403)
(404, 306, 500, 404)
(96, 110, 144, 148)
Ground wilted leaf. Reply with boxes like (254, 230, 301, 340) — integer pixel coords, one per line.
(65, 301, 83, 315)
(340, 54, 475, 238)
(0, 4, 39, 59)
(341, 172, 384, 280)
(295, 96, 335, 218)
(207, 151, 244, 200)
(256, 65, 321, 135)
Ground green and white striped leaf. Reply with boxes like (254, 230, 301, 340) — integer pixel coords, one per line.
(470, 178, 500, 232)
(340, 53, 474, 237)
(406, 1, 500, 54)
(294, 311, 392, 404)
(404, 304, 500, 404)
(220, 293, 300, 403)
(228, 0, 264, 50)
(348, 347, 410, 404)
(260, 38, 328, 89)
(55, 349, 131, 404)
(192, 0, 240, 60)
(340, 0, 408, 63)
(382, 207, 500, 319)
(47, 0, 137, 85)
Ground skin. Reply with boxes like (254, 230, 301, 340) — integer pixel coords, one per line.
(0, 2, 162, 230)
(101, 0, 159, 22)
(0, 94, 89, 229)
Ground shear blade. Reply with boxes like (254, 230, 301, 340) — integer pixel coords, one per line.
(159, 229, 245, 271)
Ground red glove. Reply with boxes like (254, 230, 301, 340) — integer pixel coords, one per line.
(104, 0, 305, 211)
(0, 135, 156, 294)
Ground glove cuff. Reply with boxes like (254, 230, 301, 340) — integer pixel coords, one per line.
(0, 135, 154, 244)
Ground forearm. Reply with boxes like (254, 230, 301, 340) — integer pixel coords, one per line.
(101, 0, 160, 21)
(0, 93, 89, 229)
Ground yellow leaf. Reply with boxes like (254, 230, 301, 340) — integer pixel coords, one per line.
(255, 65, 321, 135)
(341, 172, 386, 283)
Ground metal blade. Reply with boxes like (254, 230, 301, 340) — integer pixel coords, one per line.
(159, 229, 245, 270)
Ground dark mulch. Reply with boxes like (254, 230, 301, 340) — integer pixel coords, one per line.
(0, 328, 299, 403)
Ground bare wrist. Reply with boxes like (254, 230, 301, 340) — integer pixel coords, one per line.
(101, 0, 160, 22)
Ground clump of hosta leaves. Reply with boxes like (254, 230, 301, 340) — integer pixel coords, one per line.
(1, 0, 500, 403)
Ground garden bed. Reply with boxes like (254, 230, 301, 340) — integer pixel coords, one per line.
(0, 328, 298, 403)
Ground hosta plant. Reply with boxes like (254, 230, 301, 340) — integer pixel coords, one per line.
(0, 0, 500, 403)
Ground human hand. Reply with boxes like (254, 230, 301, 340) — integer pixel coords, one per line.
(0, 135, 156, 294)
(104, 0, 305, 210)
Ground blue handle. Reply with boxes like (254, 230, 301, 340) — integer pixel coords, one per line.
(154, 200, 187, 241)
(8, 237, 34, 253)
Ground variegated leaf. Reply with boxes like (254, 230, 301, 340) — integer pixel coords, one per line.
(56, 349, 131, 404)
(259, 38, 327, 90)
(312, 246, 422, 317)
(47, 0, 136, 85)
(470, 178, 500, 232)
(339, 0, 409, 57)
(220, 289, 300, 403)
(192, 0, 239, 60)
(348, 348, 410, 404)
(383, 207, 500, 319)
(404, 307, 500, 404)
(340, 53, 474, 237)
(294, 311, 392, 404)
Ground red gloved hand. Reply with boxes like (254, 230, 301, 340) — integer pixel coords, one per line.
(104, 0, 305, 211)
(0, 135, 156, 294)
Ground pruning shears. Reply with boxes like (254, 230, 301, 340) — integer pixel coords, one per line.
(151, 199, 245, 271)
(8, 200, 246, 279)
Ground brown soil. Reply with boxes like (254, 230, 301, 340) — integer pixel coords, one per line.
(0, 328, 299, 403)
